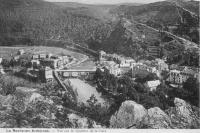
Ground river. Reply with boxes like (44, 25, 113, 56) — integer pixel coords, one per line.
(67, 79, 108, 107)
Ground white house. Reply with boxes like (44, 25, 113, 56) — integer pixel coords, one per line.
(18, 49, 25, 55)
(168, 67, 198, 84)
(32, 54, 39, 60)
(31, 60, 40, 69)
(168, 70, 182, 84)
(155, 59, 169, 71)
(0, 65, 5, 74)
(147, 80, 161, 91)
(0, 58, 2, 64)
(99, 50, 107, 61)
(39, 54, 46, 59)
(102, 61, 121, 76)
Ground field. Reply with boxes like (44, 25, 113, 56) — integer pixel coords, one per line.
(0, 46, 87, 61)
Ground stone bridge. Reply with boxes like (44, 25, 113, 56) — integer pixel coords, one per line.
(55, 69, 96, 79)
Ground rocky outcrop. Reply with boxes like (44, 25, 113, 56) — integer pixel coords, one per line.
(143, 107, 172, 129)
(110, 98, 200, 129)
(67, 113, 102, 128)
(109, 100, 147, 128)
(166, 98, 200, 128)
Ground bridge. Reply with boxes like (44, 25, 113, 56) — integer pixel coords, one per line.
(55, 68, 96, 79)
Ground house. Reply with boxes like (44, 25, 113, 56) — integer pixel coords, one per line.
(61, 56, 69, 65)
(0, 65, 5, 74)
(31, 60, 40, 69)
(39, 54, 46, 59)
(99, 50, 107, 61)
(13, 56, 20, 62)
(132, 63, 157, 73)
(168, 66, 199, 85)
(168, 70, 182, 84)
(0, 57, 2, 64)
(40, 58, 63, 69)
(45, 53, 52, 59)
(119, 57, 135, 67)
(147, 80, 161, 91)
(102, 61, 121, 76)
(18, 49, 25, 55)
(32, 54, 39, 60)
(39, 67, 54, 82)
(181, 67, 198, 82)
(155, 59, 169, 71)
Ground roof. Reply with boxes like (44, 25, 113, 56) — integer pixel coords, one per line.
(182, 67, 196, 75)
(170, 69, 181, 73)
(147, 80, 161, 88)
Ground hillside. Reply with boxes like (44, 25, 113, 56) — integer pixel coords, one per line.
(88, 18, 161, 59)
(0, 0, 112, 46)
(110, 0, 199, 44)
(54, 2, 119, 21)
(0, 0, 199, 66)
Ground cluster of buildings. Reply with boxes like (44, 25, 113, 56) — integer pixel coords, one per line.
(98, 50, 199, 91)
(31, 53, 71, 70)
(28, 52, 72, 82)
(99, 50, 136, 76)
(167, 66, 199, 85)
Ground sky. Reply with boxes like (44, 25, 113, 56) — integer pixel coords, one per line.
(45, 0, 166, 4)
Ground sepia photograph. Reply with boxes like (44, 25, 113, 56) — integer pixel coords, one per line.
(0, 0, 199, 132)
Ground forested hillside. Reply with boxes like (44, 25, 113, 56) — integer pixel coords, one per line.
(0, 0, 112, 46)
(0, 0, 199, 66)
(88, 18, 161, 59)
(110, 0, 199, 44)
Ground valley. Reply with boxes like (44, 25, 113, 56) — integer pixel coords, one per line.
(0, 0, 199, 129)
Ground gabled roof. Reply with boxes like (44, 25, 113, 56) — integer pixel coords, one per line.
(147, 80, 161, 88)
(182, 67, 196, 75)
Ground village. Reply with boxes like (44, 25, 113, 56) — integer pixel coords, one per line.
(97, 48, 199, 92)
(0, 46, 199, 94)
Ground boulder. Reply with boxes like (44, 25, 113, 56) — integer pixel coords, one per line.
(109, 100, 147, 128)
(29, 93, 44, 104)
(167, 98, 200, 128)
(144, 107, 172, 129)
(67, 113, 103, 128)
(0, 94, 14, 107)
(174, 98, 195, 124)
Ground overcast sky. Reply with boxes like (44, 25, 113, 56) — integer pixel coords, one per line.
(45, 0, 166, 4)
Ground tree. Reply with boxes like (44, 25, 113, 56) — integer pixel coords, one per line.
(1, 59, 10, 68)
(0, 77, 17, 95)
(94, 68, 103, 81)
(182, 77, 199, 107)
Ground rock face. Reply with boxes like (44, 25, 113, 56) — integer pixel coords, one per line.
(109, 100, 147, 128)
(166, 98, 200, 128)
(144, 107, 172, 129)
(110, 98, 200, 129)
(67, 113, 102, 128)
